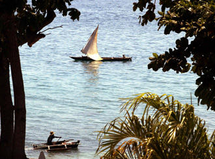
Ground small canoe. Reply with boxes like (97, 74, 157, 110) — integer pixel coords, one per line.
(70, 56, 132, 61)
(33, 140, 80, 151)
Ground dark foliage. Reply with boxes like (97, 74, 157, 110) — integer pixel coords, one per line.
(133, 0, 215, 110)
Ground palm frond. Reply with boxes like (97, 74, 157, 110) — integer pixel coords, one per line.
(97, 92, 213, 159)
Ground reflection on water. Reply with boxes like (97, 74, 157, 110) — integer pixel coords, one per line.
(82, 61, 103, 83)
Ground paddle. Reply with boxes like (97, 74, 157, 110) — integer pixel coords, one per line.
(56, 137, 62, 142)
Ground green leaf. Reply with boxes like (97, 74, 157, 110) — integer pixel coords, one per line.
(164, 25, 171, 34)
(153, 53, 158, 58)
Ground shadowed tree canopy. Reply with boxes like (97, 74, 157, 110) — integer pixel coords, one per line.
(1, 0, 80, 47)
(133, 0, 215, 111)
(0, 0, 80, 158)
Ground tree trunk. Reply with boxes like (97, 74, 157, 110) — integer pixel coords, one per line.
(0, 46, 14, 159)
(3, 13, 27, 159)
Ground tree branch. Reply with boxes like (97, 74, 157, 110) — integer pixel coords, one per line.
(27, 9, 56, 47)
(40, 25, 63, 33)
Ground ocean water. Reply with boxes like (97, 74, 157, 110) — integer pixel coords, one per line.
(20, 0, 215, 158)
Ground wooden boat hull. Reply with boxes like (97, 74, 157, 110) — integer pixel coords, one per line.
(33, 140, 80, 151)
(70, 56, 132, 61)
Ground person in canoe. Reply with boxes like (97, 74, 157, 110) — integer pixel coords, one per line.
(47, 131, 61, 145)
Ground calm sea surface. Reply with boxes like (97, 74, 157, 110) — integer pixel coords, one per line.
(21, 0, 215, 158)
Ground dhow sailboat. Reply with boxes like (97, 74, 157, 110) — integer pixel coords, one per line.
(70, 25, 132, 61)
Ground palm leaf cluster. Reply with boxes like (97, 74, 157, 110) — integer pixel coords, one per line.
(96, 93, 215, 159)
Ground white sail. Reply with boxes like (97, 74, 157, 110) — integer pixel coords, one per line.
(81, 25, 103, 61)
